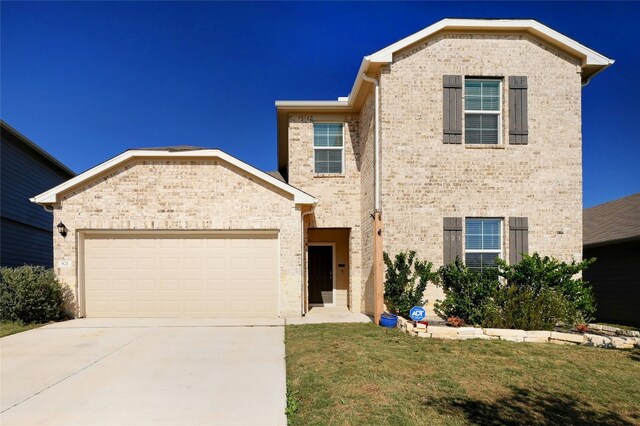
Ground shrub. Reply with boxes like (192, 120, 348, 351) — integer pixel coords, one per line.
(483, 285, 570, 330)
(0, 266, 73, 324)
(383, 251, 439, 318)
(434, 258, 500, 326)
(434, 254, 596, 330)
(495, 254, 596, 326)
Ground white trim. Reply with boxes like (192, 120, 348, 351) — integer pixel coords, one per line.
(307, 242, 336, 307)
(313, 123, 345, 175)
(464, 218, 503, 271)
(30, 149, 317, 205)
(367, 19, 613, 67)
(463, 78, 503, 145)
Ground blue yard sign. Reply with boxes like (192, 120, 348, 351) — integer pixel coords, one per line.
(409, 306, 426, 321)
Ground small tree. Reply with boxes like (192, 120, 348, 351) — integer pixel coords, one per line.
(383, 251, 438, 318)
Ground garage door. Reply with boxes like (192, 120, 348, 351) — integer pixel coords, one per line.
(83, 233, 279, 318)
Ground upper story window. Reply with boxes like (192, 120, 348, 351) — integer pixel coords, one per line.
(465, 218, 502, 272)
(313, 123, 343, 174)
(465, 79, 501, 145)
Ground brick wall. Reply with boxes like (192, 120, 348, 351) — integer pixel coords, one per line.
(288, 114, 364, 310)
(53, 159, 303, 317)
(379, 33, 583, 315)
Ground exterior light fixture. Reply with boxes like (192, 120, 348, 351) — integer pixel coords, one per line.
(57, 222, 68, 237)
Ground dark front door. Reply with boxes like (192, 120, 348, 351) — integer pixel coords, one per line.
(308, 245, 333, 305)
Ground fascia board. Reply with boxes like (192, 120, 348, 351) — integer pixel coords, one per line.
(367, 19, 614, 67)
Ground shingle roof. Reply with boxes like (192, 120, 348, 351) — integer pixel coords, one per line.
(266, 170, 285, 182)
(583, 193, 640, 246)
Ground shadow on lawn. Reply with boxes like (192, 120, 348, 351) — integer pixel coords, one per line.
(424, 386, 634, 426)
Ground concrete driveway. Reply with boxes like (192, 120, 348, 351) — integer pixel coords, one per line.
(0, 318, 287, 425)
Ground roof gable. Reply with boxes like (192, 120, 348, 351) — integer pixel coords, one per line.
(31, 149, 317, 206)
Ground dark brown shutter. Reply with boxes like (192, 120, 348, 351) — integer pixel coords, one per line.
(443, 217, 463, 265)
(509, 76, 528, 144)
(443, 75, 462, 144)
(509, 217, 529, 264)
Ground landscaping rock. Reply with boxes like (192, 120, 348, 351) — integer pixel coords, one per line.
(600, 325, 619, 334)
(587, 324, 603, 331)
(618, 329, 640, 338)
(550, 332, 585, 344)
(457, 327, 484, 335)
(483, 328, 526, 342)
(584, 334, 613, 347)
(428, 326, 459, 339)
(525, 331, 551, 338)
(524, 331, 550, 343)
(416, 331, 430, 338)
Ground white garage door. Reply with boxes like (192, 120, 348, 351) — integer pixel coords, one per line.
(83, 233, 279, 318)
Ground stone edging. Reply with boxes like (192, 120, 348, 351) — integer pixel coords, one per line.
(396, 317, 640, 349)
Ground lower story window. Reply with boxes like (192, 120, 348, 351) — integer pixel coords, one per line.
(465, 218, 502, 272)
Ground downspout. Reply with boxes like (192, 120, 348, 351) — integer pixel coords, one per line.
(360, 73, 380, 210)
(301, 206, 315, 316)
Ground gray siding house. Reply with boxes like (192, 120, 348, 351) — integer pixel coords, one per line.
(1, 121, 75, 267)
(583, 193, 640, 326)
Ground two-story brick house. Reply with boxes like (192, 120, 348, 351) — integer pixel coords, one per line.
(33, 19, 612, 320)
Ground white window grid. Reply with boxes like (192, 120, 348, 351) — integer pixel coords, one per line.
(464, 78, 502, 145)
(313, 123, 345, 174)
(464, 218, 503, 270)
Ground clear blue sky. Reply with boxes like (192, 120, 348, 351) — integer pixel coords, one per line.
(1, 1, 638, 208)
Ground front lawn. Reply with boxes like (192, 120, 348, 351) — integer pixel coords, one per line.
(0, 321, 43, 338)
(286, 323, 640, 425)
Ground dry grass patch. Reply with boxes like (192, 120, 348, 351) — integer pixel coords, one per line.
(286, 323, 640, 425)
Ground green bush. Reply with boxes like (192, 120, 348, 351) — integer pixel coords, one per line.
(0, 266, 73, 324)
(383, 251, 439, 318)
(434, 258, 500, 326)
(495, 254, 596, 326)
(434, 253, 596, 330)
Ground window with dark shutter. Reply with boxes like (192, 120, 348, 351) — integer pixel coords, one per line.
(509, 76, 528, 145)
(509, 217, 529, 264)
(443, 75, 462, 144)
(443, 217, 463, 265)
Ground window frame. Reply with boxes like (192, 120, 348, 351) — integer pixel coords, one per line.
(313, 122, 345, 175)
(464, 78, 503, 145)
(464, 217, 503, 273)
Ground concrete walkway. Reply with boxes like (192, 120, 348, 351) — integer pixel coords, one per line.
(285, 307, 372, 325)
(1, 319, 286, 426)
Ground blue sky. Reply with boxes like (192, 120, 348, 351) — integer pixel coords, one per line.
(1, 1, 638, 208)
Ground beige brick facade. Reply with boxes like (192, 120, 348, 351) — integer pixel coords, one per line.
(52, 159, 303, 317)
(40, 23, 604, 320)
(284, 32, 585, 317)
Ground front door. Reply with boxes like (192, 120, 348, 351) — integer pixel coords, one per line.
(308, 245, 333, 305)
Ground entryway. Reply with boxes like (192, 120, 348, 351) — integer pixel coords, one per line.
(308, 244, 335, 306)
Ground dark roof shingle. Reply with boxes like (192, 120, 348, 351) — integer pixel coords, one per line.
(583, 193, 640, 246)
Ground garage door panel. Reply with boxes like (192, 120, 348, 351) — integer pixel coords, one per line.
(84, 233, 278, 318)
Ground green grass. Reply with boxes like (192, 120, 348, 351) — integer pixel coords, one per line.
(0, 321, 43, 337)
(286, 323, 640, 425)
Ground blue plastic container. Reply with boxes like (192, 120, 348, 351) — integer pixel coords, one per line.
(379, 313, 398, 328)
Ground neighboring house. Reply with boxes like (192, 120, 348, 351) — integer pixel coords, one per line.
(583, 194, 640, 326)
(1, 121, 75, 268)
(32, 19, 613, 319)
